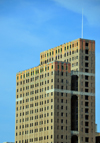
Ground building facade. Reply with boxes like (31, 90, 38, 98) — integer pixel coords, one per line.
(15, 38, 95, 143)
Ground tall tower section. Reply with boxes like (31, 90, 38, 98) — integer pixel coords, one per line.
(40, 38, 95, 143)
(15, 61, 71, 143)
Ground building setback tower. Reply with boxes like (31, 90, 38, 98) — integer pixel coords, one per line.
(15, 38, 95, 143)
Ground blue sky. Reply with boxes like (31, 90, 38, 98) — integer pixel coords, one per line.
(0, 0, 100, 142)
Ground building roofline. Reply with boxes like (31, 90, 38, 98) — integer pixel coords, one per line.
(40, 38, 95, 54)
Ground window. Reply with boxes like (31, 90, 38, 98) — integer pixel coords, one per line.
(61, 86, 63, 89)
(61, 135, 63, 139)
(57, 112, 59, 116)
(85, 82, 88, 87)
(85, 76, 89, 80)
(61, 66, 64, 70)
(47, 86, 49, 90)
(51, 119, 53, 122)
(64, 53, 66, 57)
(85, 108, 89, 113)
(76, 56, 78, 59)
(85, 49, 88, 54)
(61, 106, 63, 109)
(76, 62, 78, 66)
(61, 93, 63, 96)
(85, 89, 88, 92)
(61, 72, 63, 76)
(85, 115, 89, 120)
(57, 119, 59, 123)
(61, 126, 63, 130)
(85, 56, 88, 61)
(85, 63, 89, 67)
(85, 137, 89, 142)
(61, 99, 63, 103)
(85, 69, 89, 73)
(51, 85, 53, 89)
(85, 42, 88, 46)
(61, 119, 63, 123)
(85, 95, 88, 100)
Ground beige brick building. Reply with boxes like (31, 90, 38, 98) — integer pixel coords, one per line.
(15, 38, 97, 143)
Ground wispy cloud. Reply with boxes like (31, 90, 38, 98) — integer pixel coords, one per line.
(0, 0, 56, 49)
(53, 0, 100, 26)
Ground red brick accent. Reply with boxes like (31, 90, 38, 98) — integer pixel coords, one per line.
(55, 62, 58, 71)
(59, 62, 61, 72)
(78, 39, 82, 50)
(64, 63, 66, 72)
(83, 40, 85, 50)
(68, 63, 71, 73)
(89, 41, 91, 51)
(93, 41, 95, 51)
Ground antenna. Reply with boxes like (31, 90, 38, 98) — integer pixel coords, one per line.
(82, 9, 83, 38)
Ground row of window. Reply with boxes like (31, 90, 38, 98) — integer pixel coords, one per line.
(16, 126, 53, 136)
(41, 50, 78, 64)
(16, 112, 54, 123)
(16, 134, 54, 143)
(17, 71, 54, 81)
(17, 78, 53, 88)
(17, 92, 67, 99)
(41, 43, 78, 59)
(17, 92, 53, 99)
(16, 105, 54, 117)
(16, 136, 93, 143)
(17, 84, 54, 92)
(16, 98, 67, 111)
(81, 101, 94, 106)
(56, 85, 67, 90)
(72, 62, 78, 67)
(16, 119, 53, 130)
(16, 99, 53, 110)
(17, 70, 68, 86)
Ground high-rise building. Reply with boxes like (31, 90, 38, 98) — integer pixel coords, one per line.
(15, 38, 96, 143)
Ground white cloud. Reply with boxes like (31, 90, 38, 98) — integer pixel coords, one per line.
(53, 0, 100, 26)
